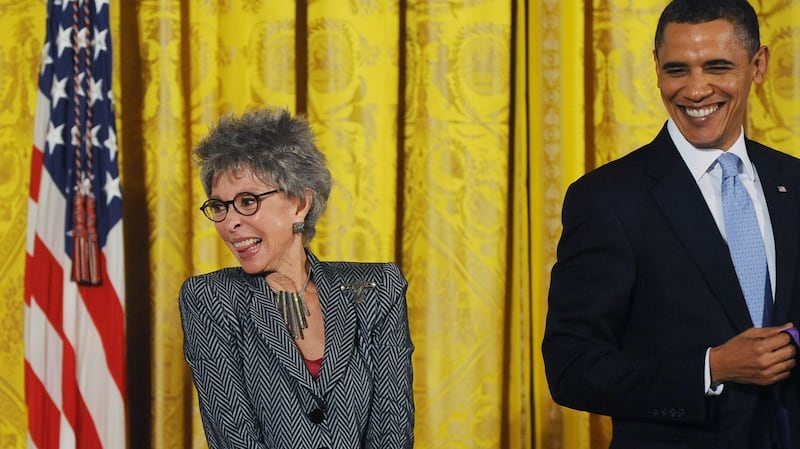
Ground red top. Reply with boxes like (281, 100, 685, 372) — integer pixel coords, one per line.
(304, 357, 323, 379)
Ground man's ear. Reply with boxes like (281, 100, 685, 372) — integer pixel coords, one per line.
(752, 45, 770, 84)
(653, 50, 662, 88)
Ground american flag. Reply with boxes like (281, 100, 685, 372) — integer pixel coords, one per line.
(24, 0, 126, 448)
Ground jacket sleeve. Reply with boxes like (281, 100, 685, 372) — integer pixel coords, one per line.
(179, 276, 267, 449)
(541, 179, 708, 423)
(364, 263, 415, 449)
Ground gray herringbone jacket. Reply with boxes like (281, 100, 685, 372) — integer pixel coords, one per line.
(179, 251, 414, 449)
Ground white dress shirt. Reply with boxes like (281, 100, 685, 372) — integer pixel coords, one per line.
(667, 119, 776, 394)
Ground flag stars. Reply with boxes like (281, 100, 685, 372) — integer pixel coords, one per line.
(40, 42, 53, 75)
(74, 72, 86, 97)
(88, 124, 101, 148)
(88, 78, 104, 106)
(50, 76, 68, 106)
(105, 128, 118, 161)
(104, 172, 121, 205)
(95, 0, 110, 13)
(46, 123, 65, 154)
(56, 25, 72, 57)
(92, 27, 108, 58)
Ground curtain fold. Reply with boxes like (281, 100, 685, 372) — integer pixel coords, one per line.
(125, 3, 193, 449)
(526, 0, 610, 447)
(0, 3, 45, 448)
(4, 1, 800, 449)
(402, 2, 516, 447)
(305, 0, 401, 262)
(509, 4, 533, 448)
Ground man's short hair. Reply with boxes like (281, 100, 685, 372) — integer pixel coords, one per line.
(654, 0, 761, 57)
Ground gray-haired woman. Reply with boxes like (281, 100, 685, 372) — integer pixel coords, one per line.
(179, 107, 414, 449)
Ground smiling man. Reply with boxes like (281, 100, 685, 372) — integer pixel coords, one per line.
(542, 1, 800, 448)
(654, 8, 766, 151)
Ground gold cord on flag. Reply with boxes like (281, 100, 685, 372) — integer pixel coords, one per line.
(71, 0, 101, 286)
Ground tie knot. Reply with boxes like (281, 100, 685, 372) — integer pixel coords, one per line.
(717, 152, 741, 179)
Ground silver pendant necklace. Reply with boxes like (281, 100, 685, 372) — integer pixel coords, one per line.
(270, 268, 312, 339)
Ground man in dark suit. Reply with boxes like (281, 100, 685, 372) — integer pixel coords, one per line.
(542, 1, 800, 447)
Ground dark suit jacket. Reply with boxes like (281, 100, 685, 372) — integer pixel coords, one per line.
(542, 124, 800, 449)
(179, 251, 414, 449)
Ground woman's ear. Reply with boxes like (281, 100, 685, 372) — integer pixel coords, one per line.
(296, 187, 313, 219)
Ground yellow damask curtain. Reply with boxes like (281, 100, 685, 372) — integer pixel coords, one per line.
(3, 1, 800, 449)
(122, 2, 530, 447)
(0, 3, 41, 444)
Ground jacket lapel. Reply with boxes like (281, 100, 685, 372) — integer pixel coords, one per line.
(246, 273, 317, 392)
(748, 142, 799, 324)
(646, 126, 754, 331)
(245, 253, 362, 395)
(313, 256, 359, 395)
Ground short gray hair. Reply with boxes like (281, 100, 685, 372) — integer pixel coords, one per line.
(193, 107, 332, 245)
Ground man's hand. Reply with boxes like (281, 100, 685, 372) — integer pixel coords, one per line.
(709, 323, 796, 386)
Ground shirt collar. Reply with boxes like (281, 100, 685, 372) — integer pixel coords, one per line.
(667, 119, 756, 182)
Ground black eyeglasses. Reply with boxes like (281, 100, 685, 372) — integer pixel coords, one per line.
(199, 189, 281, 222)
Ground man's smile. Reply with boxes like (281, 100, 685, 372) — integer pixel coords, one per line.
(684, 103, 721, 118)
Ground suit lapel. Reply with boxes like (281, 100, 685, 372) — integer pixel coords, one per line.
(748, 142, 799, 324)
(646, 127, 754, 331)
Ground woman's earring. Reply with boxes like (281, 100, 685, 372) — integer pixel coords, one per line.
(292, 222, 305, 234)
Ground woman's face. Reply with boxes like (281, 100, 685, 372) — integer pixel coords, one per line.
(209, 168, 307, 274)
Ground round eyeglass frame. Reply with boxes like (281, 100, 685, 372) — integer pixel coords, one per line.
(199, 189, 281, 222)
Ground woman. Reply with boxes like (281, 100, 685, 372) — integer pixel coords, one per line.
(179, 107, 414, 449)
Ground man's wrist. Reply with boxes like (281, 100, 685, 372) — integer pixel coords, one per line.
(705, 347, 724, 395)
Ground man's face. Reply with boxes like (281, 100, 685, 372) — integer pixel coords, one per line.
(654, 19, 768, 150)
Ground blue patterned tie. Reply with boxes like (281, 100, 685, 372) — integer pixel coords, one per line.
(718, 152, 769, 327)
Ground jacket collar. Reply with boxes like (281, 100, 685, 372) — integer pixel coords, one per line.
(646, 124, 798, 329)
